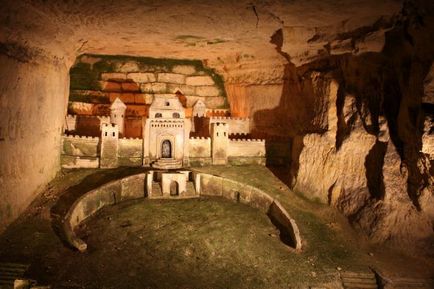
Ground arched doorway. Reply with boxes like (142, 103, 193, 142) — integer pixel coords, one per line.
(161, 140, 172, 158)
(170, 181, 179, 196)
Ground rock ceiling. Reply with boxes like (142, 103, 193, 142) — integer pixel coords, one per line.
(0, 0, 402, 83)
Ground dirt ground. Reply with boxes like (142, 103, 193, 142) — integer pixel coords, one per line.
(0, 166, 433, 289)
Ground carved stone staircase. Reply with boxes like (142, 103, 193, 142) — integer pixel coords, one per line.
(340, 271, 378, 289)
(0, 262, 29, 288)
(151, 158, 182, 169)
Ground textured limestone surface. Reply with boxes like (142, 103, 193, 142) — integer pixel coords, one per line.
(0, 54, 68, 230)
(68, 55, 227, 116)
(0, 0, 433, 255)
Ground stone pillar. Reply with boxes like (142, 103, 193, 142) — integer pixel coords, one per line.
(100, 123, 119, 168)
(143, 118, 151, 166)
(110, 97, 127, 135)
(183, 118, 191, 166)
(194, 173, 201, 194)
(146, 170, 154, 197)
(211, 122, 229, 165)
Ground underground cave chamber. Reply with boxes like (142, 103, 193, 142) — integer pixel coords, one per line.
(0, 0, 434, 288)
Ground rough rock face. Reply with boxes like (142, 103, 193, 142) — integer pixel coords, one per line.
(291, 1, 434, 252)
(294, 79, 376, 215)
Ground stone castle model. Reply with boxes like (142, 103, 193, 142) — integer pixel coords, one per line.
(61, 95, 265, 169)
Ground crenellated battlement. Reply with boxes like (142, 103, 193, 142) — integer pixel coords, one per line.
(120, 137, 142, 140)
(206, 108, 229, 113)
(189, 136, 211, 140)
(210, 116, 249, 121)
(63, 134, 100, 141)
(229, 138, 265, 143)
(98, 115, 110, 121)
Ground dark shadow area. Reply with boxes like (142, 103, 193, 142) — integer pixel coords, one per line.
(365, 140, 387, 200)
(190, 116, 210, 137)
(266, 210, 297, 249)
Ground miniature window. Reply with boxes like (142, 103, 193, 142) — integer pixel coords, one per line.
(112, 132, 115, 137)
(105, 132, 107, 136)
(165, 101, 170, 106)
(173, 112, 180, 118)
(224, 132, 226, 136)
(155, 113, 162, 118)
(217, 132, 219, 136)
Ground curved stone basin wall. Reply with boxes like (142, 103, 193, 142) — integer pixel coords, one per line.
(63, 172, 301, 252)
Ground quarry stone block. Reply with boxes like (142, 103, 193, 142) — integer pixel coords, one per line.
(186, 96, 206, 107)
(140, 82, 167, 94)
(116, 61, 139, 72)
(134, 93, 153, 104)
(157, 73, 185, 84)
(195, 85, 220, 97)
(167, 83, 196, 95)
(186, 76, 215, 86)
(100, 72, 127, 81)
(205, 96, 226, 108)
(121, 82, 140, 92)
(100, 81, 121, 92)
(118, 93, 135, 103)
(172, 65, 196, 75)
(127, 72, 156, 83)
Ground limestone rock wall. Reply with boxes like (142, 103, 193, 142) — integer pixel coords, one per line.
(0, 54, 68, 230)
(289, 3, 434, 250)
(68, 55, 227, 116)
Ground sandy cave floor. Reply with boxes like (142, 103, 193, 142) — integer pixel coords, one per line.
(0, 166, 433, 289)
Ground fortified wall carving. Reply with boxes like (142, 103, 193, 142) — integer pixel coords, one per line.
(61, 96, 265, 169)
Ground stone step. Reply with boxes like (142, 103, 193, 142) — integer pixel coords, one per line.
(154, 158, 181, 164)
(152, 158, 183, 169)
(340, 271, 378, 289)
(0, 262, 29, 289)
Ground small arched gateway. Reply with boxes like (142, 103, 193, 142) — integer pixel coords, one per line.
(161, 140, 172, 158)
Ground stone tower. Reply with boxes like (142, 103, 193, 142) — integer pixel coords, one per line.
(110, 97, 127, 135)
(100, 123, 119, 168)
(211, 122, 229, 165)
